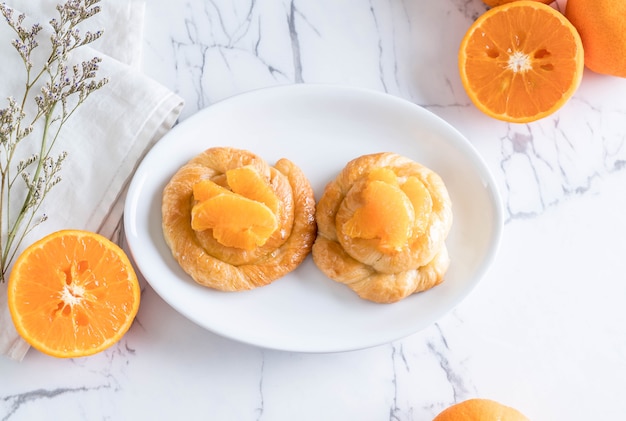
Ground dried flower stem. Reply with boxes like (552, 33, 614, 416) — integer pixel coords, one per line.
(0, 0, 109, 281)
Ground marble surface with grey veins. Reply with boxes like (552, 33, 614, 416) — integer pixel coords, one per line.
(2, 0, 626, 420)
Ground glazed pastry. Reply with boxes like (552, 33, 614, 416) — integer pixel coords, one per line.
(312, 152, 452, 303)
(162, 147, 316, 291)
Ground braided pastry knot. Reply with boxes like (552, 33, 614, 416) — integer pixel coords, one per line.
(162, 147, 316, 291)
(312, 152, 453, 303)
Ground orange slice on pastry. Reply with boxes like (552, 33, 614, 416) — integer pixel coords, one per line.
(191, 192, 278, 250)
(162, 147, 317, 291)
(342, 170, 415, 253)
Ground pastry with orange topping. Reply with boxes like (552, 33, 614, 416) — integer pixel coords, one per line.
(162, 147, 316, 291)
(312, 152, 452, 303)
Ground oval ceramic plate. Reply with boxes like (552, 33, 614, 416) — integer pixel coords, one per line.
(124, 84, 503, 353)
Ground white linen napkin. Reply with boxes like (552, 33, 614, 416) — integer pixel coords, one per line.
(0, 0, 184, 361)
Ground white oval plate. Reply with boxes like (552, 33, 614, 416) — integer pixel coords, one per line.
(124, 84, 503, 353)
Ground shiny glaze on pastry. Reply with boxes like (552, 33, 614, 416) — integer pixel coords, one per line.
(162, 147, 316, 291)
(312, 152, 452, 303)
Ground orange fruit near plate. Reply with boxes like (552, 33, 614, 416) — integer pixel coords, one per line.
(458, 1, 584, 123)
(433, 398, 530, 421)
(482, 0, 552, 7)
(565, 0, 626, 78)
(7, 230, 140, 358)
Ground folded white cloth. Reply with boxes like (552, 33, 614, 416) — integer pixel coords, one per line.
(0, 0, 184, 361)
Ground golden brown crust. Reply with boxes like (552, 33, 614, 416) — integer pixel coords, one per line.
(162, 147, 316, 291)
(312, 152, 452, 303)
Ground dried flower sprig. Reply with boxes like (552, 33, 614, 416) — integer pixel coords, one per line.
(0, 0, 109, 281)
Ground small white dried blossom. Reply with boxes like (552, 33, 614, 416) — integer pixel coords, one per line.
(0, 0, 108, 281)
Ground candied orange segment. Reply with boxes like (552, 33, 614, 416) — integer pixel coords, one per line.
(343, 179, 414, 253)
(367, 167, 399, 185)
(191, 193, 278, 250)
(401, 176, 433, 235)
(192, 179, 228, 202)
(190, 166, 281, 250)
(226, 166, 280, 214)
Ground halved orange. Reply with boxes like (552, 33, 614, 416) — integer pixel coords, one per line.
(459, 1, 584, 123)
(7, 230, 140, 358)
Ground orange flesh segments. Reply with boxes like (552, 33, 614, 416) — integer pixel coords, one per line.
(342, 167, 432, 253)
(226, 166, 280, 214)
(190, 166, 280, 250)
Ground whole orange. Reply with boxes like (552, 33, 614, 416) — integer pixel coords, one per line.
(433, 398, 530, 421)
(565, 0, 626, 77)
(482, 0, 552, 7)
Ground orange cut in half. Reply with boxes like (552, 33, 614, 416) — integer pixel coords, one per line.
(7, 230, 141, 358)
(458, 1, 584, 123)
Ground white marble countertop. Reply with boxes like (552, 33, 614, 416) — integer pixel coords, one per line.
(2, 0, 626, 419)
